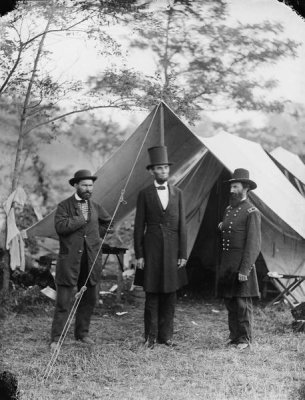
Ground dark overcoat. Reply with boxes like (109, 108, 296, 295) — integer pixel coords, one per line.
(54, 195, 111, 286)
(218, 198, 261, 298)
(134, 184, 187, 293)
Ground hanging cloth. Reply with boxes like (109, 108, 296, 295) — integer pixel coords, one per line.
(3, 187, 27, 271)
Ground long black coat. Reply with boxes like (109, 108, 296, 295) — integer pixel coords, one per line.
(134, 183, 187, 293)
(54, 195, 111, 286)
(218, 198, 261, 298)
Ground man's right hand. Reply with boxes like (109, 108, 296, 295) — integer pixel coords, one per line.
(136, 258, 144, 270)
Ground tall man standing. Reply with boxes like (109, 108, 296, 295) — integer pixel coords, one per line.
(134, 146, 188, 348)
(218, 168, 261, 350)
(50, 170, 112, 350)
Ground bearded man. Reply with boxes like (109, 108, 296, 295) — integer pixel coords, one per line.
(134, 146, 188, 349)
(50, 170, 112, 350)
(218, 168, 261, 350)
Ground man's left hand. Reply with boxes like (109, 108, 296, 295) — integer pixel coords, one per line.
(178, 259, 187, 269)
(238, 273, 248, 281)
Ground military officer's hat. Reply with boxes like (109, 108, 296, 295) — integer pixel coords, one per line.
(146, 146, 173, 170)
(227, 168, 257, 190)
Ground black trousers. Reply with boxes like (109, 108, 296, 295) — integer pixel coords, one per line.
(144, 292, 176, 343)
(224, 297, 253, 344)
(51, 249, 97, 342)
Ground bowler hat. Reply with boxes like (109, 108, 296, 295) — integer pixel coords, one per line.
(69, 170, 97, 186)
(146, 146, 173, 170)
(227, 168, 257, 190)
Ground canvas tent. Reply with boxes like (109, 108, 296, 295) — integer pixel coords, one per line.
(269, 146, 305, 196)
(185, 134, 305, 301)
(25, 102, 205, 240)
(25, 102, 305, 302)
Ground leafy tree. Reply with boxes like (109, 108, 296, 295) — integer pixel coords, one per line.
(92, 0, 299, 122)
(214, 102, 305, 156)
(65, 115, 128, 170)
(0, 0, 148, 195)
(0, 0, 143, 292)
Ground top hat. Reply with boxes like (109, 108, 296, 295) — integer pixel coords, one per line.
(227, 168, 257, 190)
(69, 170, 97, 186)
(146, 146, 173, 170)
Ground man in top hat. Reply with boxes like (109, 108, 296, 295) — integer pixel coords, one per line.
(50, 170, 112, 350)
(218, 168, 261, 350)
(134, 146, 188, 348)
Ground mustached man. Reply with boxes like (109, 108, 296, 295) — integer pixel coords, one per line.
(218, 168, 261, 350)
(50, 170, 112, 350)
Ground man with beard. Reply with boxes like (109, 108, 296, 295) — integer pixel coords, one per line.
(134, 146, 188, 349)
(218, 168, 261, 350)
(50, 170, 112, 350)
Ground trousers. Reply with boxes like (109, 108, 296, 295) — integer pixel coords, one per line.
(224, 297, 253, 344)
(144, 292, 176, 343)
(51, 247, 97, 342)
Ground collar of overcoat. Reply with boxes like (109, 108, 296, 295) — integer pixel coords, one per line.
(148, 183, 176, 212)
(69, 194, 92, 214)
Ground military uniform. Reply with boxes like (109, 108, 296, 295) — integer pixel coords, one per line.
(219, 198, 261, 344)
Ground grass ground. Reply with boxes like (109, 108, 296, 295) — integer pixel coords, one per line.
(2, 287, 305, 400)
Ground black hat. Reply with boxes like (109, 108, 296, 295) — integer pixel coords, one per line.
(227, 168, 257, 190)
(69, 170, 97, 186)
(146, 146, 173, 170)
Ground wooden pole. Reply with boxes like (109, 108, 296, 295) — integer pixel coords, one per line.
(160, 102, 165, 146)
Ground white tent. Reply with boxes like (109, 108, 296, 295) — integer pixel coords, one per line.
(270, 146, 305, 196)
(25, 103, 305, 302)
(191, 134, 305, 301)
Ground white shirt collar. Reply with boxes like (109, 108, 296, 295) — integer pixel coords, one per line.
(75, 193, 82, 201)
(154, 180, 168, 188)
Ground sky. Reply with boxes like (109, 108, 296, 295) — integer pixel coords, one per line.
(38, 0, 305, 169)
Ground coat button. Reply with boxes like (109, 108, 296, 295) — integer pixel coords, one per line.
(84, 235, 87, 238)
(78, 250, 82, 253)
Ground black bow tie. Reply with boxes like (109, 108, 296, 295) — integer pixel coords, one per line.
(156, 186, 166, 190)
(79, 199, 86, 203)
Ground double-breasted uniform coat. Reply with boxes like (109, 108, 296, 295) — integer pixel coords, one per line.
(219, 197, 261, 345)
(218, 198, 261, 298)
(55, 195, 111, 286)
(134, 183, 188, 293)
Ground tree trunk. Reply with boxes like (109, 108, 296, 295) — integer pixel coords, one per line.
(161, 6, 173, 99)
(1, 251, 10, 292)
(11, 13, 53, 192)
(1, 5, 54, 295)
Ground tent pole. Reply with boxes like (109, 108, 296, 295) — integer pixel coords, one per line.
(160, 102, 165, 146)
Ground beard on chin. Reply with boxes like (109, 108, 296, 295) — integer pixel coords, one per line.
(156, 177, 168, 184)
(229, 192, 243, 207)
(78, 191, 92, 200)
